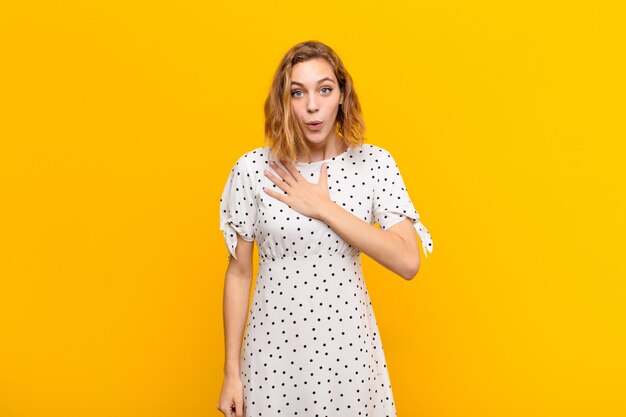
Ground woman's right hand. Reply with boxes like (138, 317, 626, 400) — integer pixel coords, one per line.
(216, 373, 244, 417)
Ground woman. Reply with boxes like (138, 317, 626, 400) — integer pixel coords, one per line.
(217, 40, 433, 417)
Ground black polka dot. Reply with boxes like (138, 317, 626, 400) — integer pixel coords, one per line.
(218, 143, 434, 415)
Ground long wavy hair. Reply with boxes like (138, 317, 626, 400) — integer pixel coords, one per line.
(264, 40, 366, 163)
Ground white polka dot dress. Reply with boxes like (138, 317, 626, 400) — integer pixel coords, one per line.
(219, 143, 433, 417)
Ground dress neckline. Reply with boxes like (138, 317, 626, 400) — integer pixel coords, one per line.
(294, 146, 351, 166)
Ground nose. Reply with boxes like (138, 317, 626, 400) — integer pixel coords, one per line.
(306, 95, 319, 113)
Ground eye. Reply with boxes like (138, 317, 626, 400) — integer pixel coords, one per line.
(291, 90, 303, 97)
(321, 87, 333, 94)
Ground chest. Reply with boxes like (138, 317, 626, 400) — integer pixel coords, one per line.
(255, 162, 376, 239)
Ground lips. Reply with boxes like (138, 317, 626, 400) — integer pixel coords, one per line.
(305, 120, 323, 131)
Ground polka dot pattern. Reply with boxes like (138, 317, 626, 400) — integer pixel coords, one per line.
(218, 143, 434, 416)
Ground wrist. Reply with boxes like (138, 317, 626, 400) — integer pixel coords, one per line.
(318, 199, 338, 223)
(224, 362, 240, 377)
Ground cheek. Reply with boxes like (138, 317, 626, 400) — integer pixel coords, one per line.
(291, 102, 305, 117)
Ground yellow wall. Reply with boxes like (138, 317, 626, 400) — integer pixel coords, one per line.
(1, 1, 624, 416)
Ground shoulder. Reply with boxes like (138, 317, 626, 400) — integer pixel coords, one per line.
(360, 143, 398, 171)
(360, 143, 395, 160)
(239, 145, 271, 164)
(225, 146, 270, 194)
(230, 146, 271, 171)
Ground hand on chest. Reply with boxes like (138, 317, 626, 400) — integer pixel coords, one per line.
(259, 162, 375, 224)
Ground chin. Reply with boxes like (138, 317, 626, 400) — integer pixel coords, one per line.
(303, 134, 324, 143)
(307, 130, 333, 142)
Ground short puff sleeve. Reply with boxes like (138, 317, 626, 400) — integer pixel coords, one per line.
(219, 155, 257, 260)
(373, 149, 434, 258)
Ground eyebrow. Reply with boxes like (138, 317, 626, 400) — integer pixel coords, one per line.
(290, 77, 336, 87)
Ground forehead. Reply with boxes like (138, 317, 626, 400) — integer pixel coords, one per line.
(291, 58, 336, 83)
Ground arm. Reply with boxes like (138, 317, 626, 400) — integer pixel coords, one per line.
(222, 235, 254, 376)
(320, 204, 420, 280)
(263, 160, 421, 280)
(217, 235, 253, 415)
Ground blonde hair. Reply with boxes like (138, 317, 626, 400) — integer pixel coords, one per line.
(264, 40, 366, 163)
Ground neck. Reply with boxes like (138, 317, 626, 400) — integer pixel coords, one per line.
(297, 135, 346, 163)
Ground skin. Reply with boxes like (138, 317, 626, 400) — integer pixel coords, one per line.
(217, 58, 420, 417)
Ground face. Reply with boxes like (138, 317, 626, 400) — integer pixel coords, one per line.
(289, 58, 344, 147)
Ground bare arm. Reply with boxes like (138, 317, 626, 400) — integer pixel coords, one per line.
(320, 204, 420, 280)
(222, 235, 255, 376)
(217, 235, 254, 416)
(263, 161, 421, 280)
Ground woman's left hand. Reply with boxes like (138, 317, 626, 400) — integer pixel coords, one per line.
(262, 160, 332, 220)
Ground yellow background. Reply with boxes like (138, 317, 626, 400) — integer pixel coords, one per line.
(1, 1, 624, 416)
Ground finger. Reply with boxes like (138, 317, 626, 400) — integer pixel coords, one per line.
(270, 160, 296, 185)
(279, 159, 302, 181)
(235, 399, 243, 417)
(318, 162, 328, 187)
(263, 169, 290, 193)
(262, 186, 287, 203)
